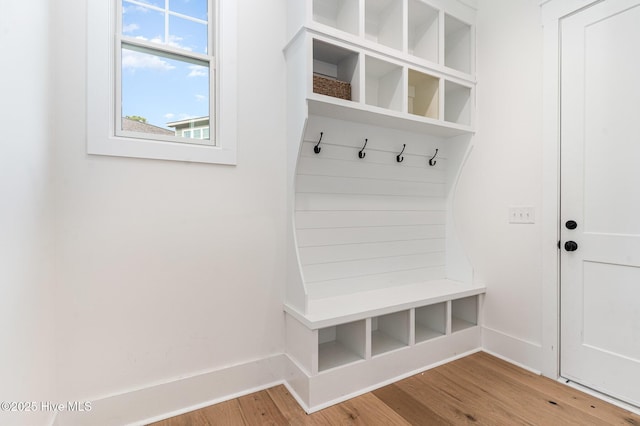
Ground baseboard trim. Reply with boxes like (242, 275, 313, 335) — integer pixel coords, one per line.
(50, 342, 639, 425)
(481, 326, 542, 374)
(53, 330, 543, 426)
(55, 354, 287, 426)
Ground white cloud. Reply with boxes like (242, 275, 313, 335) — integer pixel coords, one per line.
(195, 94, 206, 102)
(122, 49, 175, 71)
(123, 4, 151, 14)
(188, 65, 207, 77)
(122, 23, 139, 33)
(167, 35, 192, 51)
(133, 34, 195, 52)
(164, 113, 175, 119)
(134, 35, 164, 44)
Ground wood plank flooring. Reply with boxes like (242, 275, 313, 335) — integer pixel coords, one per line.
(149, 352, 640, 425)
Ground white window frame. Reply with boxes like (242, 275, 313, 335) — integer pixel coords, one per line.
(87, 0, 237, 165)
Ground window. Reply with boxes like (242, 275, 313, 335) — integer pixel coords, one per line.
(118, 0, 212, 144)
(87, 0, 237, 164)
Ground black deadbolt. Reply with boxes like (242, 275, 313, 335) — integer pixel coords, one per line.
(564, 241, 578, 252)
(566, 220, 577, 230)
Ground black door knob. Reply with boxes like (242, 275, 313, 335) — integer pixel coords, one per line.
(566, 220, 577, 230)
(564, 241, 578, 252)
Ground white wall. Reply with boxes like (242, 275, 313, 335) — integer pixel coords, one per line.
(0, 1, 55, 425)
(51, 0, 287, 403)
(455, 0, 544, 368)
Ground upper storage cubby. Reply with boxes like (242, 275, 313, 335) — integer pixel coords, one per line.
(365, 55, 403, 111)
(407, 0, 439, 63)
(313, 0, 360, 36)
(301, 0, 475, 77)
(286, 1, 475, 140)
(444, 14, 472, 74)
(444, 80, 471, 125)
(313, 39, 361, 102)
(408, 69, 439, 119)
(365, 0, 403, 51)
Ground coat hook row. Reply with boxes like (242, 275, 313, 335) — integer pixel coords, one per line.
(429, 148, 439, 166)
(312, 135, 436, 167)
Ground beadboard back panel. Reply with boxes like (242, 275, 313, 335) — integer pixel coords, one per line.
(296, 116, 448, 300)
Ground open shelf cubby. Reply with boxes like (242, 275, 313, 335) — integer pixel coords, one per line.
(407, 0, 439, 63)
(408, 69, 439, 119)
(415, 302, 447, 343)
(451, 295, 478, 333)
(364, 0, 403, 51)
(371, 310, 410, 357)
(318, 320, 366, 372)
(365, 56, 403, 111)
(313, 39, 360, 102)
(444, 14, 472, 74)
(444, 81, 471, 125)
(313, 0, 360, 36)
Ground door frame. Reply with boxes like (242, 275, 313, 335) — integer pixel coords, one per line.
(543, 2, 640, 414)
(539, 0, 602, 380)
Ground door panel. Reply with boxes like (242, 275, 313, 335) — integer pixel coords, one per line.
(583, 261, 640, 361)
(561, 0, 640, 407)
(583, 4, 640, 236)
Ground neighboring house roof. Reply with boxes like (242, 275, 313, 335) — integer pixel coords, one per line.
(122, 117, 174, 135)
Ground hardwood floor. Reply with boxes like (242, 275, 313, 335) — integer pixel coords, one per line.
(149, 352, 640, 425)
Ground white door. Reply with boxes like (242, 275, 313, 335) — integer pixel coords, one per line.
(561, 0, 640, 407)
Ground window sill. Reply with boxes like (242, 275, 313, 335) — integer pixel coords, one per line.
(87, 134, 236, 165)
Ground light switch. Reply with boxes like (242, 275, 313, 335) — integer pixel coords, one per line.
(509, 206, 535, 224)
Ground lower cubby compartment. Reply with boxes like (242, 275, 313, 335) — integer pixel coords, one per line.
(371, 310, 410, 356)
(318, 320, 366, 372)
(415, 302, 446, 343)
(451, 295, 478, 333)
(286, 322, 483, 413)
(283, 281, 484, 411)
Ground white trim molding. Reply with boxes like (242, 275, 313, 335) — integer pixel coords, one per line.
(539, 0, 600, 380)
(53, 355, 286, 426)
(481, 326, 543, 373)
(86, 0, 237, 165)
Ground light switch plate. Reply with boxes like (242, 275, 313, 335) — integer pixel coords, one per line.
(509, 206, 535, 224)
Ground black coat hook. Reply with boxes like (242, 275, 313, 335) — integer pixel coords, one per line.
(314, 132, 323, 154)
(358, 139, 368, 159)
(429, 148, 439, 166)
(396, 144, 406, 163)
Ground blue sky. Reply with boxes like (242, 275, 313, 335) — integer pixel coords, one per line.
(121, 0, 210, 131)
